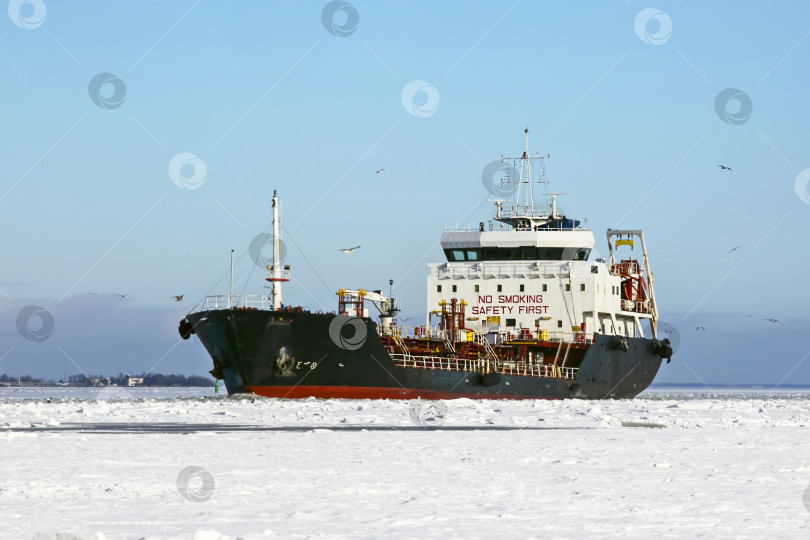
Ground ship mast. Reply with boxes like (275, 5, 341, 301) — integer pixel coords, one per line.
(497, 128, 551, 229)
(272, 190, 282, 309)
(517, 128, 535, 214)
(265, 190, 290, 309)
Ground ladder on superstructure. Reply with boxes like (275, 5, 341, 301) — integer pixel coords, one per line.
(393, 331, 411, 360)
(473, 332, 501, 369)
(443, 335, 459, 357)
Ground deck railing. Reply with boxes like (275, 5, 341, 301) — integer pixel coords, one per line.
(201, 295, 273, 311)
(265, 268, 291, 281)
(435, 262, 571, 280)
(389, 353, 578, 380)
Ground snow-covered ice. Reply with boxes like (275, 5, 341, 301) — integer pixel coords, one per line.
(2, 387, 810, 539)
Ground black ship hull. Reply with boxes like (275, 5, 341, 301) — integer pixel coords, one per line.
(184, 310, 665, 400)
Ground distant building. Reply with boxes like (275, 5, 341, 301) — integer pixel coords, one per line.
(125, 374, 144, 387)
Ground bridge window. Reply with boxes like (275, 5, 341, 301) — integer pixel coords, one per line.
(542, 284, 547, 292)
(519, 284, 525, 292)
(497, 284, 502, 292)
(474, 285, 479, 292)
(446, 247, 591, 262)
(452, 285, 457, 292)
(437, 285, 442, 292)
(506, 319, 516, 327)
(444, 249, 483, 261)
(580, 284, 585, 292)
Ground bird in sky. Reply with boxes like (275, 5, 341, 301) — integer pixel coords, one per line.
(88, 292, 99, 296)
(664, 329, 674, 334)
(717, 165, 732, 170)
(376, 169, 384, 174)
(745, 314, 754, 318)
(118, 294, 128, 298)
(339, 246, 361, 253)
(763, 318, 779, 323)
(696, 326, 706, 331)
(171, 295, 184, 302)
(728, 246, 741, 253)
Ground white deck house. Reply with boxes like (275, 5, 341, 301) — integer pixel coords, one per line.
(426, 130, 656, 344)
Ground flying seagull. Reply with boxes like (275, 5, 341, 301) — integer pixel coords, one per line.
(118, 294, 128, 298)
(88, 292, 99, 296)
(376, 169, 384, 174)
(171, 295, 184, 302)
(339, 246, 361, 253)
(717, 165, 732, 170)
(763, 318, 779, 323)
(696, 326, 706, 331)
(728, 246, 741, 253)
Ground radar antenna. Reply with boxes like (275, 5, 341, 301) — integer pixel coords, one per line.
(496, 128, 558, 229)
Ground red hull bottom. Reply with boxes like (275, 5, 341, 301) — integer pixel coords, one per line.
(242, 385, 557, 400)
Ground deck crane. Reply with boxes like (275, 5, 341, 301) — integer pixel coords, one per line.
(336, 287, 401, 335)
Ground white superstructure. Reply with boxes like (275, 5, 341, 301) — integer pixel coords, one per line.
(426, 130, 658, 344)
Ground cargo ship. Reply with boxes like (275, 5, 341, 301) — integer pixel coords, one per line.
(179, 130, 673, 399)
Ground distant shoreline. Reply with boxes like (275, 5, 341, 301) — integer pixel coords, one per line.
(0, 372, 214, 388)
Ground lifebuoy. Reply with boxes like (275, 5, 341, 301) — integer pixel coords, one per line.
(575, 332, 585, 343)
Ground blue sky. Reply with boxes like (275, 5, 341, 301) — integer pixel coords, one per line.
(1, 1, 809, 385)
